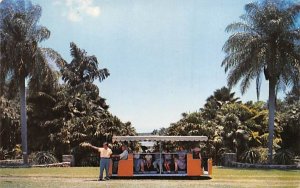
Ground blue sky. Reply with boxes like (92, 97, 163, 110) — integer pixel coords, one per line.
(31, 0, 279, 132)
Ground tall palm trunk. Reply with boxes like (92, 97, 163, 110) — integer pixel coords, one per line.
(20, 77, 28, 164)
(268, 78, 276, 164)
(0, 87, 3, 148)
(0, 108, 2, 148)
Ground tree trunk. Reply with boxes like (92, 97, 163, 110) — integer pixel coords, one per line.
(20, 77, 28, 164)
(268, 79, 276, 164)
(0, 108, 2, 149)
(0, 89, 3, 149)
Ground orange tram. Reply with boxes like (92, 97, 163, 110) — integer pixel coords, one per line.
(110, 136, 212, 179)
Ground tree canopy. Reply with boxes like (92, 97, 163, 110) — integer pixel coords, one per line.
(222, 0, 300, 163)
(0, 0, 64, 164)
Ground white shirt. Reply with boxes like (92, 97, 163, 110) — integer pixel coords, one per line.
(133, 152, 141, 159)
(119, 150, 128, 160)
(98, 147, 112, 158)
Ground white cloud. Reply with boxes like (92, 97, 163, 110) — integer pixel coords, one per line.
(54, 0, 101, 22)
(86, 6, 100, 17)
(68, 10, 82, 22)
(53, 0, 62, 6)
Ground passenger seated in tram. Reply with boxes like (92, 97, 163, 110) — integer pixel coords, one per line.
(174, 146, 187, 172)
(163, 149, 173, 173)
(152, 148, 162, 173)
(133, 146, 144, 173)
(112, 145, 128, 173)
(192, 147, 208, 171)
(143, 151, 154, 171)
(192, 147, 201, 159)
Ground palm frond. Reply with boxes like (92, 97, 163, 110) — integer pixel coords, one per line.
(240, 72, 255, 95)
(40, 48, 67, 70)
(34, 26, 50, 42)
(98, 68, 110, 82)
(244, 2, 260, 14)
(225, 22, 255, 33)
(70, 42, 85, 61)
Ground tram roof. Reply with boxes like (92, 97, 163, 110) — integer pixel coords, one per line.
(112, 136, 208, 142)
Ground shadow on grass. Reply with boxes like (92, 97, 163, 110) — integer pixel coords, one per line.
(83, 179, 99, 182)
(82, 176, 211, 182)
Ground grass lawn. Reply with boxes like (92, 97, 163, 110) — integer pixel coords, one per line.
(0, 167, 299, 188)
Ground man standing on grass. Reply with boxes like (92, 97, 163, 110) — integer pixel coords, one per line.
(87, 142, 112, 181)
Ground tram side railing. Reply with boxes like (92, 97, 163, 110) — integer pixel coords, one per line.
(187, 153, 202, 176)
(208, 158, 213, 176)
(113, 153, 212, 177)
(118, 154, 133, 176)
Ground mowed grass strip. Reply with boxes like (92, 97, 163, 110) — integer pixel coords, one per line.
(0, 167, 299, 188)
(0, 167, 99, 178)
(213, 167, 300, 180)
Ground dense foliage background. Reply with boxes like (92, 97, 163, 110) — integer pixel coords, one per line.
(0, 0, 299, 166)
(153, 87, 300, 165)
(0, 41, 136, 166)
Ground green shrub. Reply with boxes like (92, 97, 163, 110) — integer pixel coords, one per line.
(254, 147, 268, 164)
(0, 147, 10, 160)
(30, 151, 58, 165)
(241, 149, 260, 164)
(71, 146, 100, 166)
(274, 149, 295, 165)
(12, 144, 22, 159)
(0, 146, 21, 160)
(80, 154, 99, 166)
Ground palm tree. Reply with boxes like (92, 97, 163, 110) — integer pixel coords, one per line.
(202, 87, 240, 120)
(222, 1, 300, 163)
(206, 87, 240, 105)
(44, 42, 110, 156)
(122, 122, 136, 136)
(0, 0, 64, 164)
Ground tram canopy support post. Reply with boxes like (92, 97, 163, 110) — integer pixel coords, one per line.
(159, 141, 162, 174)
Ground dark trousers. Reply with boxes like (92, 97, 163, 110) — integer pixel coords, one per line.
(202, 157, 208, 171)
(113, 160, 119, 174)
